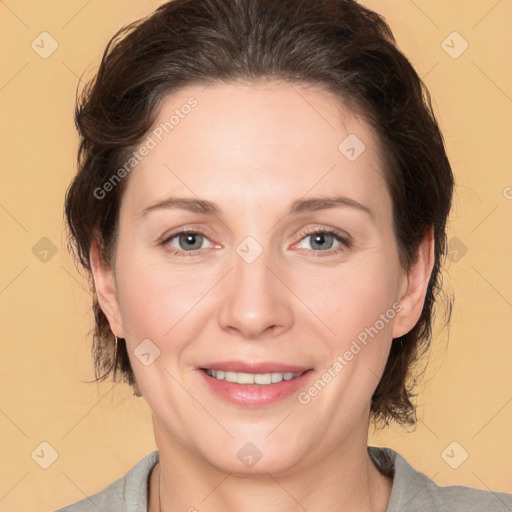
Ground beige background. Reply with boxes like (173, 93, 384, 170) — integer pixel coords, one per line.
(0, 0, 511, 510)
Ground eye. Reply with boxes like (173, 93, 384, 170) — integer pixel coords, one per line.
(163, 230, 213, 254)
(295, 229, 349, 254)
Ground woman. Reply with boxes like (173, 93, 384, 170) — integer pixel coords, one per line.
(57, 0, 512, 510)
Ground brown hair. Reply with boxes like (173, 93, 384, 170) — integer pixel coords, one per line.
(65, 0, 453, 426)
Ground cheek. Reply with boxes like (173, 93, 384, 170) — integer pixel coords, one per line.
(295, 256, 400, 344)
(114, 245, 224, 355)
(118, 284, 175, 337)
(114, 249, 191, 340)
(290, 257, 401, 430)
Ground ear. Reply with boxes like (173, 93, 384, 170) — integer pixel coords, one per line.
(392, 228, 435, 338)
(90, 239, 126, 338)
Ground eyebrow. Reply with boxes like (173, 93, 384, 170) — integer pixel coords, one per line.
(139, 195, 373, 219)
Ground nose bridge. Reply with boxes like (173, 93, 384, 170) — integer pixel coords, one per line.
(217, 239, 293, 339)
(234, 244, 272, 295)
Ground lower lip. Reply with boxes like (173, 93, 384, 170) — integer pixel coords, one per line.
(199, 369, 313, 407)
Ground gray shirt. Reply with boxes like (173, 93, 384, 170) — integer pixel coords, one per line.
(56, 447, 512, 511)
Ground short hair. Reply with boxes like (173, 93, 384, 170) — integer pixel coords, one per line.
(65, 0, 454, 426)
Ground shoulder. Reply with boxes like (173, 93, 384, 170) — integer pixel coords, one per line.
(55, 451, 159, 512)
(369, 446, 512, 512)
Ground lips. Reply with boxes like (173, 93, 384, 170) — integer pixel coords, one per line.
(198, 360, 314, 407)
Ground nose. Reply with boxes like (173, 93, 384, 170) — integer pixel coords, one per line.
(217, 246, 294, 340)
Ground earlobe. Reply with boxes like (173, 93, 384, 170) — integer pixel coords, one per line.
(89, 239, 125, 338)
(392, 228, 435, 339)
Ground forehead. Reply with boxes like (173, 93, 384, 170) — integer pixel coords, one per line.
(121, 81, 390, 218)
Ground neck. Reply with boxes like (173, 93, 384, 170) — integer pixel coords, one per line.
(149, 416, 392, 512)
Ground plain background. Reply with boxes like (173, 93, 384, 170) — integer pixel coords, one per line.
(0, 0, 511, 510)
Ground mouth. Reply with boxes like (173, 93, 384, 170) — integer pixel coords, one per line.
(198, 362, 314, 407)
(202, 368, 304, 385)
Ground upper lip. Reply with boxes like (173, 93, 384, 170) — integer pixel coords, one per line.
(199, 361, 311, 374)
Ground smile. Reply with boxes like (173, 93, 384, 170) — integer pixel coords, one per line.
(200, 366, 313, 407)
(204, 369, 304, 385)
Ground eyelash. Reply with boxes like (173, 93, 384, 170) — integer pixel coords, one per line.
(161, 227, 351, 258)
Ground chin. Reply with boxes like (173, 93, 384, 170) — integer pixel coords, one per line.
(194, 433, 308, 476)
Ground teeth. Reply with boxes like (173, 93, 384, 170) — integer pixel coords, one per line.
(206, 369, 302, 385)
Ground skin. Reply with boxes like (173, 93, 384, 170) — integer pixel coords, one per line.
(90, 81, 434, 512)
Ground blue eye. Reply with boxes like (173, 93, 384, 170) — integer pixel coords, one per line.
(165, 231, 210, 253)
(161, 228, 349, 258)
(297, 231, 347, 252)
(302, 232, 338, 250)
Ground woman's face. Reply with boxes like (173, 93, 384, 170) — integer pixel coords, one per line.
(93, 81, 429, 475)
